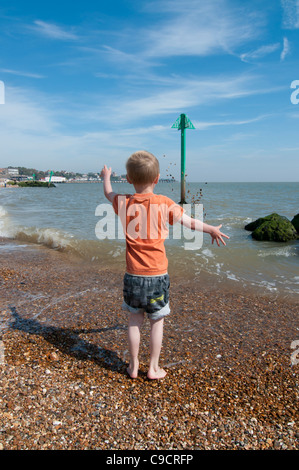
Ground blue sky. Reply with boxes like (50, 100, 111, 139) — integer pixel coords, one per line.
(0, 0, 298, 181)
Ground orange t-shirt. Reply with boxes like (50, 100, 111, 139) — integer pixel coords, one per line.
(113, 193, 184, 276)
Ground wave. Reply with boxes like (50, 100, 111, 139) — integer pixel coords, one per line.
(0, 204, 126, 265)
(0, 205, 71, 247)
(1, 204, 298, 298)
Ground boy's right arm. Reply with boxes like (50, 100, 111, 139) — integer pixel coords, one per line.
(101, 165, 117, 203)
(180, 213, 229, 246)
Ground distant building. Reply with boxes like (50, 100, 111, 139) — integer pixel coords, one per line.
(44, 176, 67, 183)
(7, 168, 19, 176)
(74, 176, 88, 181)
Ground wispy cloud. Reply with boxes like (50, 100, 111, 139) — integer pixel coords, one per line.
(193, 114, 270, 131)
(31, 20, 79, 40)
(76, 45, 161, 75)
(280, 37, 290, 60)
(100, 45, 159, 69)
(143, 0, 263, 58)
(281, 0, 299, 29)
(240, 43, 280, 62)
(60, 58, 290, 139)
(80, 73, 281, 127)
(0, 68, 45, 79)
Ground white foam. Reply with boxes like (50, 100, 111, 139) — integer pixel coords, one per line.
(258, 247, 296, 258)
(201, 248, 215, 258)
(258, 280, 277, 292)
(225, 271, 240, 281)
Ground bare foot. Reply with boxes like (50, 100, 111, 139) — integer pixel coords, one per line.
(127, 362, 139, 379)
(147, 367, 167, 380)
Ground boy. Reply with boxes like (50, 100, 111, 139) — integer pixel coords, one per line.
(101, 150, 228, 380)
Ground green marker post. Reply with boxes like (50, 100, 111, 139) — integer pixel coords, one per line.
(48, 170, 53, 187)
(171, 113, 195, 204)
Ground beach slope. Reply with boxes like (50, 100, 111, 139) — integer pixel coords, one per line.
(0, 239, 298, 450)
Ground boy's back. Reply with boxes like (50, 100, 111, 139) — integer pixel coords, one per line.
(112, 192, 183, 276)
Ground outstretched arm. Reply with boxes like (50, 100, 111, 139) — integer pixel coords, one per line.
(180, 213, 229, 246)
(101, 165, 117, 203)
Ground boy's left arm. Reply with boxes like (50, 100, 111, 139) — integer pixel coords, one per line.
(101, 165, 117, 203)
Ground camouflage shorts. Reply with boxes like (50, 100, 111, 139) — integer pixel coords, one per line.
(122, 273, 170, 320)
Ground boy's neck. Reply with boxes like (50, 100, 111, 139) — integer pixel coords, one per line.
(133, 182, 156, 194)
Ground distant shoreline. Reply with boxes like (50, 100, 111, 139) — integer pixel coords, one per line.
(0, 179, 176, 186)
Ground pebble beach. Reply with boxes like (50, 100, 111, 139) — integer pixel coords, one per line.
(0, 238, 298, 451)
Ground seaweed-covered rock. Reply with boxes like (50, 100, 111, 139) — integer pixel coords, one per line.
(291, 213, 299, 233)
(17, 181, 55, 188)
(245, 213, 298, 242)
(245, 213, 287, 231)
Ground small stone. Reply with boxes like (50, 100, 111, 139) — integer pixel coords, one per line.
(274, 440, 281, 449)
(48, 352, 59, 361)
(53, 421, 62, 426)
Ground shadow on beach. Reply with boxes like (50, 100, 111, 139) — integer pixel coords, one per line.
(8, 306, 127, 373)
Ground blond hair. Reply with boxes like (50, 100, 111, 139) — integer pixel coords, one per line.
(126, 150, 160, 185)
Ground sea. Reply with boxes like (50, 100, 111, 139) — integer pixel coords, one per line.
(0, 181, 298, 300)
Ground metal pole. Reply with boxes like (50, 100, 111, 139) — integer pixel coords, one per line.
(180, 115, 186, 204)
(171, 113, 194, 205)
